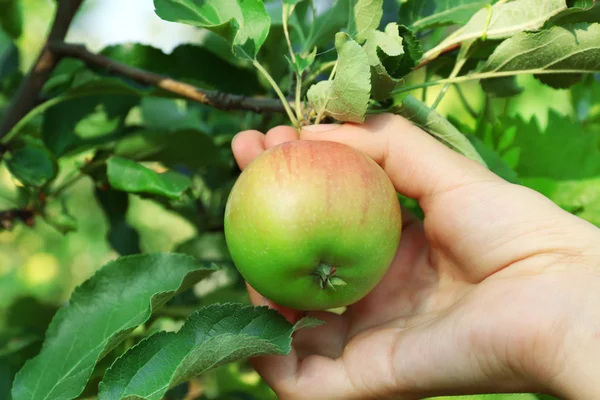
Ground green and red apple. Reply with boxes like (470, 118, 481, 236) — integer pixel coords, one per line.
(224, 140, 402, 311)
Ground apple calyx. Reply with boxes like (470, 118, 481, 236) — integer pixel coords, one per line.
(313, 263, 347, 290)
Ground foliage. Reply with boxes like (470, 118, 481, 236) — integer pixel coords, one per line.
(0, 0, 599, 399)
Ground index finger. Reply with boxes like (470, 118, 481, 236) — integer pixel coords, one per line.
(300, 114, 502, 210)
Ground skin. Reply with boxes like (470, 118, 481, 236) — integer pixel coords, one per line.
(224, 140, 402, 310)
(231, 114, 600, 400)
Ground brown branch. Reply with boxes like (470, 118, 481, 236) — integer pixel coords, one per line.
(0, 0, 84, 141)
(47, 42, 288, 114)
(0, 209, 35, 230)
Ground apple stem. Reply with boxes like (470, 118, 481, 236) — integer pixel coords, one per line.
(314, 263, 346, 290)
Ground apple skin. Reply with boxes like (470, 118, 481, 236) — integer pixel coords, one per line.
(224, 140, 402, 311)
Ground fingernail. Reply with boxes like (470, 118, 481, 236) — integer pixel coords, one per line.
(302, 124, 341, 132)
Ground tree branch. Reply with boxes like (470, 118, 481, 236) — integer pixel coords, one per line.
(47, 42, 288, 114)
(0, 0, 84, 141)
(0, 209, 35, 230)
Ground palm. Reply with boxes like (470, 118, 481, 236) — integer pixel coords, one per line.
(230, 117, 600, 399)
(281, 182, 576, 398)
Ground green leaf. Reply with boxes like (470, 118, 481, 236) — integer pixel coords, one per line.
(42, 79, 140, 156)
(0, 0, 22, 39)
(548, 0, 600, 25)
(11, 253, 218, 400)
(95, 188, 141, 255)
(0, 26, 19, 81)
(467, 136, 520, 183)
(433, 0, 567, 54)
(288, 47, 317, 75)
(503, 112, 600, 180)
(363, 23, 405, 100)
(535, 73, 584, 89)
(99, 43, 262, 95)
(354, 0, 383, 43)
(5, 144, 57, 187)
(481, 23, 600, 88)
(393, 95, 487, 166)
(114, 128, 222, 169)
(43, 198, 77, 234)
(107, 156, 192, 200)
(399, 0, 491, 31)
(307, 33, 371, 123)
(306, 0, 353, 49)
(480, 76, 524, 97)
(394, 25, 424, 78)
(153, 0, 271, 60)
(98, 303, 323, 400)
(523, 177, 600, 227)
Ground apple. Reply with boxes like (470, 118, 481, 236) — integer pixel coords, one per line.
(224, 140, 402, 310)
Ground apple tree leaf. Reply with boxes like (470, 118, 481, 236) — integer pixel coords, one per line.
(354, 0, 383, 43)
(307, 33, 371, 123)
(153, 0, 271, 60)
(0, 26, 19, 81)
(503, 112, 600, 180)
(394, 25, 424, 78)
(5, 144, 57, 188)
(393, 95, 487, 166)
(99, 43, 263, 95)
(523, 177, 600, 227)
(11, 254, 218, 400)
(305, 0, 353, 49)
(114, 128, 222, 169)
(107, 156, 192, 200)
(95, 188, 141, 256)
(480, 76, 524, 97)
(432, 0, 567, 56)
(548, 0, 600, 25)
(399, 0, 491, 31)
(0, 0, 22, 39)
(480, 23, 600, 87)
(466, 136, 520, 183)
(42, 198, 78, 234)
(98, 304, 323, 400)
(363, 23, 405, 100)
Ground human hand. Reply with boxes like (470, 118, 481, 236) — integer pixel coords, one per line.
(231, 114, 600, 400)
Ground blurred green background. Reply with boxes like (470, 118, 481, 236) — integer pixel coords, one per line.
(0, 1, 598, 399)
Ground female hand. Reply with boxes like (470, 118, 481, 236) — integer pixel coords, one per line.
(231, 114, 600, 400)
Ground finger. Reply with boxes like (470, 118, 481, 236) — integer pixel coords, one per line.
(293, 310, 348, 360)
(264, 125, 299, 149)
(300, 114, 502, 211)
(232, 130, 266, 170)
(245, 283, 305, 324)
(253, 312, 353, 399)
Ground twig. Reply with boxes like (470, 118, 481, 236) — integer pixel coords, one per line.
(0, 209, 35, 230)
(0, 0, 84, 141)
(48, 42, 288, 114)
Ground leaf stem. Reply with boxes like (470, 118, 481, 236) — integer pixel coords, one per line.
(304, 61, 336, 86)
(394, 69, 598, 95)
(454, 84, 478, 118)
(431, 40, 473, 109)
(253, 60, 299, 127)
(282, 3, 305, 124)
